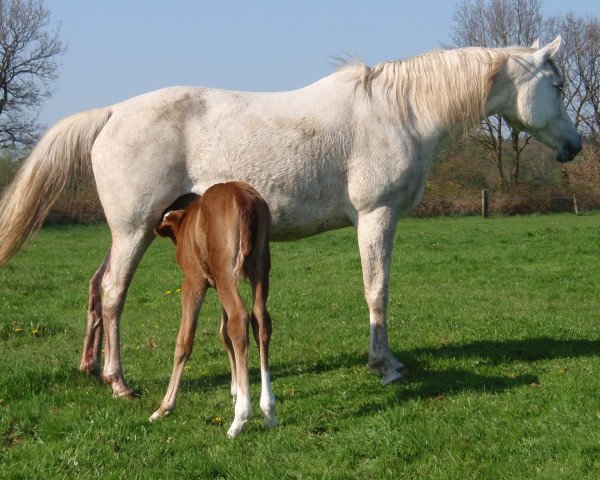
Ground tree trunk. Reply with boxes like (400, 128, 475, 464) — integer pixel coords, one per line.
(494, 116, 508, 188)
(511, 130, 520, 187)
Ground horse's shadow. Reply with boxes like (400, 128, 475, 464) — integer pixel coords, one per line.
(12, 336, 593, 412)
(408, 337, 600, 366)
(177, 336, 600, 412)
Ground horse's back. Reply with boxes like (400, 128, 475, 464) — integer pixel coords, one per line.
(90, 79, 354, 237)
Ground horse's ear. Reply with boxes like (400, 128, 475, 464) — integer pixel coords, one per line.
(534, 36, 562, 62)
(155, 209, 186, 245)
(530, 39, 540, 50)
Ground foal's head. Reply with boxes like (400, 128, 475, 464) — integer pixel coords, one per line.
(155, 209, 187, 245)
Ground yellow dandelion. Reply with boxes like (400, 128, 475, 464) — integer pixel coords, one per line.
(176, 288, 182, 293)
(165, 290, 173, 295)
(14, 327, 23, 333)
(212, 416, 222, 426)
(31, 328, 39, 336)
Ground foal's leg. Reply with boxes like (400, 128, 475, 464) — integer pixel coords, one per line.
(356, 207, 405, 385)
(80, 251, 110, 376)
(216, 278, 252, 438)
(250, 270, 277, 428)
(100, 230, 154, 398)
(150, 276, 208, 421)
(219, 308, 238, 403)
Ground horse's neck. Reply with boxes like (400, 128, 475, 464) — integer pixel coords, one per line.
(484, 73, 515, 120)
(367, 49, 506, 144)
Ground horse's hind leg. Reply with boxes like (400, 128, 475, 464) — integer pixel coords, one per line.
(100, 230, 154, 398)
(250, 268, 277, 428)
(80, 251, 111, 376)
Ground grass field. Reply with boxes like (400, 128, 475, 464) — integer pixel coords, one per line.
(1, 212, 600, 479)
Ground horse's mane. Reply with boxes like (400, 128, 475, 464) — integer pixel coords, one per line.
(340, 46, 533, 133)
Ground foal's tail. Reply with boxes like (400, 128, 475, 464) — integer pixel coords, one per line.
(0, 108, 113, 266)
(234, 190, 271, 280)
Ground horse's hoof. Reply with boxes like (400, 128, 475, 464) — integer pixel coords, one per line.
(380, 369, 405, 385)
(390, 357, 405, 372)
(79, 363, 101, 378)
(112, 387, 136, 399)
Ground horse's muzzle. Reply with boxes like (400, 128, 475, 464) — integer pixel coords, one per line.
(555, 136, 582, 163)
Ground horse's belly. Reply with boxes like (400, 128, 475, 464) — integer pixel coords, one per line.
(191, 160, 352, 240)
(267, 197, 351, 241)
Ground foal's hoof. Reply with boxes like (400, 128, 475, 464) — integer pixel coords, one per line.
(263, 414, 279, 429)
(227, 417, 250, 438)
(227, 424, 244, 439)
(149, 410, 168, 422)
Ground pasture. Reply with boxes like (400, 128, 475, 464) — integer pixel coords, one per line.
(1, 212, 600, 479)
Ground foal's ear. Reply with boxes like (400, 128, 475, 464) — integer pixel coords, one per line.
(155, 209, 186, 245)
(534, 35, 562, 62)
(530, 39, 540, 50)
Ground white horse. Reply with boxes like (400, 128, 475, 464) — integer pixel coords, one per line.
(0, 37, 581, 398)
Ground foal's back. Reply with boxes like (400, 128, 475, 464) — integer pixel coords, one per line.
(175, 181, 271, 285)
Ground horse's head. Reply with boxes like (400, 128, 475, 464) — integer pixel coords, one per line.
(489, 36, 582, 163)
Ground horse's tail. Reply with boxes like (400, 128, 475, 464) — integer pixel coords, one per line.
(0, 107, 113, 266)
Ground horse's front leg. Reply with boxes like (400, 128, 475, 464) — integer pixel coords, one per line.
(356, 206, 405, 385)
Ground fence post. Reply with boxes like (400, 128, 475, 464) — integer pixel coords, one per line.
(482, 189, 489, 218)
(573, 194, 579, 215)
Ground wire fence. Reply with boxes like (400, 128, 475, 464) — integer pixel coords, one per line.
(45, 212, 106, 224)
(411, 190, 595, 218)
(42, 190, 596, 226)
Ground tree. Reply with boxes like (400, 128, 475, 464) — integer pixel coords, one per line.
(0, 0, 65, 148)
(450, 0, 549, 188)
(549, 13, 600, 189)
(549, 14, 600, 139)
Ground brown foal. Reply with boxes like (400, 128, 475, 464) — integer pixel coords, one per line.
(149, 181, 277, 437)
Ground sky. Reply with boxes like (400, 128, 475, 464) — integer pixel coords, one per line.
(39, 0, 600, 127)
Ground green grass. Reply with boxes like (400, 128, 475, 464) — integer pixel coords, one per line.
(2, 212, 600, 479)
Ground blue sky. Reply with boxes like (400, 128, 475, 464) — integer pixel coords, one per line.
(40, 0, 600, 126)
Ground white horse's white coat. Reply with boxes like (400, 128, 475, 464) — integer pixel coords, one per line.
(0, 38, 581, 400)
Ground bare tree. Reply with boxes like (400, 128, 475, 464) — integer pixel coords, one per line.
(0, 0, 65, 147)
(550, 14, 600, 138)
(548, 13, 600, 187)
(450, 0, 547, 188)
